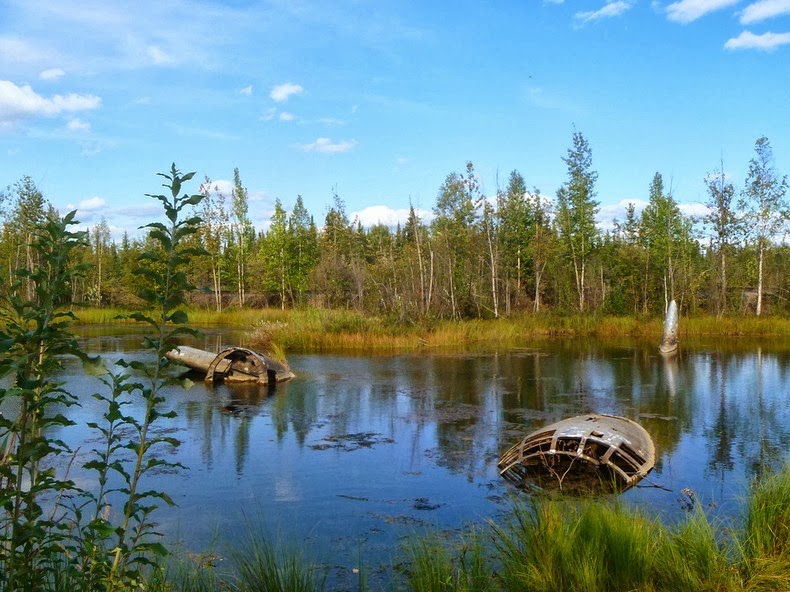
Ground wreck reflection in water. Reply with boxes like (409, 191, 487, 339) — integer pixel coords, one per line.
(57, 330, 790, 588)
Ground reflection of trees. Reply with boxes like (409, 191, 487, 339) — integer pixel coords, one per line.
(176, 343, 790, 504)
(707, 352, 734, 477)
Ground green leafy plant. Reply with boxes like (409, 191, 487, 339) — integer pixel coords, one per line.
(76, 164, 206, 590)
(0, 211, 92, 590)
(0, 164, 205, 592)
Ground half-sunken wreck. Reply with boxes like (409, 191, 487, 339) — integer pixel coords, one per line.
(166, 345, 295, 385)
(499, 414, 655, 493)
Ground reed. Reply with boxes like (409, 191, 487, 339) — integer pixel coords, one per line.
(737, 466, 790, 588)
(399, 530, 489, 592)
(71, 306, 790, 353)
(492, 498, 659, 592)
(231, 536, 326, 592)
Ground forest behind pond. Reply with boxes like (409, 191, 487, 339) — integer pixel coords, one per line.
(3, 132, 789, 322)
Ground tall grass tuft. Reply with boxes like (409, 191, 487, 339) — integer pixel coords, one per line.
(494, 498, 659, 592)
(652, 507, 734, 591)
(737, 465, 790, 589)
(232, 536, 325, 592)
(400, 530, 490, 592)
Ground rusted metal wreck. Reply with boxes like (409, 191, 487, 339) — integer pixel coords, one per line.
(165, 345, 295, 385)
(498, 414, 656, 493)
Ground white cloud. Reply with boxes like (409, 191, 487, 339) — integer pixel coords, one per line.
(352, 205, 433, 228)
(279, 111, 295, 121)
(597, 198, 647, 230)
(0, 80, 101, 123)
(740, 0, 790, 23)
(725, 29, 790, 49)
(240, 84, 253, 96)
(79, 196, 106, 211)
(67, 118, 91, 132)
(270, 82, 303, 102)
(679, 202, 710, 218)
(666, 0, 740, 23)
(575, 1, 632, 23)
(299, 137, 357, 153)
(40, 68, 65, 80)
(146, 45, 175, 65)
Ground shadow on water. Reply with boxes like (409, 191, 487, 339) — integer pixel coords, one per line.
(51, 328, 790, 590)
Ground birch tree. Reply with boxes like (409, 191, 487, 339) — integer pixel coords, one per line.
(704, 161, 737, 316)
(739, 136, 788, 316)
(230, 168, 254, 306)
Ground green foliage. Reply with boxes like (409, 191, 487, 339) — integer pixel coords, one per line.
(0, 211, 91, 590)
(556, 130, 599, 312)
(231, 537, 326, 592)
(0, 163, 205, 591)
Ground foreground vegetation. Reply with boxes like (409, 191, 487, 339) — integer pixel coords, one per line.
(159, 462, 790, 591)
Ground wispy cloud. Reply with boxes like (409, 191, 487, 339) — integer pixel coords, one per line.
(67, 117, 91, 132)
(725, 29, 790, 49)
(146, 45, 175, 65)
(524, 86, 579, 113)
(0, 80, 101, 124)
(279, 111, 296, 121)
(575, 1, 632, 23)
(270, 82, 303, 102)
(666, 0, 740, 23)
(76, 196, 106, 211)
(299, 137, 357, 153)
(40, 68, 65, 80)
(352, 204, 432, 228)
(740, 0, 790, 23)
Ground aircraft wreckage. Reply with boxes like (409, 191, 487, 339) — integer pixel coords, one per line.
(498, 414, 656, 493)
(165, 345, 295, 385)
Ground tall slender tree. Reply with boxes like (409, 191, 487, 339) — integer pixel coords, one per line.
(260, 199, 289, 308)
(433, 162, 481, 318)
(230, 168, 254, 306)
(286, 195, 318, 305)
(197, 177, 229, 311)
(739, 136, 788, 316)
(704, 161, 737, 316)
(556, 131, 599, 311)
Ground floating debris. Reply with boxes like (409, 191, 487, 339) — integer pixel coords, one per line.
(659, 299, 679, 355)
(165, 345, 294, 385)
(498, 414, 656, 494)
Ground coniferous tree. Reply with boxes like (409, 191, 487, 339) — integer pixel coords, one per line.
(556, 131, 599, 311)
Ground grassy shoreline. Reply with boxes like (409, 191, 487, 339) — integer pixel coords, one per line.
(165, 462, 790, 591)
(72, 306, 790, 353)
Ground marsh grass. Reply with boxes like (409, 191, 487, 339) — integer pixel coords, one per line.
(737, 467, 790, 588)
(231, 536, 326, 592)
(399, 530, 489, 592)
(71, 306, 790, 354)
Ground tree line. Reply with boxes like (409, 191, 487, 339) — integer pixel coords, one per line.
(2, 132, 789, 320)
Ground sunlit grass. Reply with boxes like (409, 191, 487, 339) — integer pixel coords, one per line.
(70, 305, 790, 353)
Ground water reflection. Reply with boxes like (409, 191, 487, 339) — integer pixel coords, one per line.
(53, 332, 790, 588)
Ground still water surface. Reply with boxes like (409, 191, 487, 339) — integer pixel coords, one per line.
(54, 328, 790, 587)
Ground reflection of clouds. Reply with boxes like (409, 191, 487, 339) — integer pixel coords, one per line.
(275, 476, 303, 502)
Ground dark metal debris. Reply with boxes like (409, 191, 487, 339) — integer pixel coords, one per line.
(498, 414, 656, 494)
(165, 345, 294, 384)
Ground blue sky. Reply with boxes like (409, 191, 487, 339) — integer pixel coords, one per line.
(1, 0, 789, 239)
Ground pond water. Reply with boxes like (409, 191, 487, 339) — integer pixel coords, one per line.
(50, 328, 790, 589)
